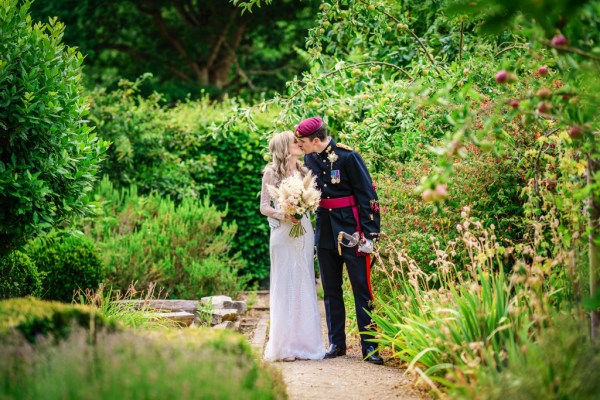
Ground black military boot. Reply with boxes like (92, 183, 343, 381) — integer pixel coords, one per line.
(323, 344, 347, 359)
(362, 345, 384, 365)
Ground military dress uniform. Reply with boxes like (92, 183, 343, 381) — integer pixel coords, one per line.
(303, 138, 381, 355)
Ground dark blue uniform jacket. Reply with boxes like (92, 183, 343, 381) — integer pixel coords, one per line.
(304, 139, 380, 250)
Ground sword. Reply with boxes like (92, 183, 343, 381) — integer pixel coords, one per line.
(337, 231, 360, 255)
(337, 231, 375, 255)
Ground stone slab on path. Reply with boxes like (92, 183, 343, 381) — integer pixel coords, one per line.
(154, 311, 195, 326)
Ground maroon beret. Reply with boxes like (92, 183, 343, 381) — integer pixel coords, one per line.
(295, 117, 323, 138)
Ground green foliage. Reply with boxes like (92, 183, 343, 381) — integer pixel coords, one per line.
(31, 0, 319, 98)
(0, 0, 108, 253)
(74, 284, 179, 330)
(81, 177, 250, 298)
(368, 214, 543, 390)
(87, 76, 209, 201)
(459, 315, 600, 400)
(374, 148, 523, 272)
(88, 82, 274, 280)
(26, 232, 104, 303)
(0, 328, 286, 400)
(0, 250, 42, 299)
(0, 297, 116, 342)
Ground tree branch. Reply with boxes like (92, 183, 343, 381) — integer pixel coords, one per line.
(541, 40, 600, 62)
(206, 11, 236, 70)
(135, 2, 204, 81)
(173, 0, 198, 28)
(227, 43, 264, 92)
(459, 20, 464, 63)
(355, 0, 449, 75)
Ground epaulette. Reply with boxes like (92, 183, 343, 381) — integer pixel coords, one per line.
(336, 143, 353, 151)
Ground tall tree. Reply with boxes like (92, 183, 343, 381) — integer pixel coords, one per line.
(31, 0, 319, 96)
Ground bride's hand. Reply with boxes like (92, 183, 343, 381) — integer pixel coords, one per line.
(289, 216, 301, 225)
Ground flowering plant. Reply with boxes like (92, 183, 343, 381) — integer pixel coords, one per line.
(268, 171, 321, 237)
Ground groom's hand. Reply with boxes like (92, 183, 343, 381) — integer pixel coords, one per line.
(267, 217, 280, 229)
(358, 238, 375, 253)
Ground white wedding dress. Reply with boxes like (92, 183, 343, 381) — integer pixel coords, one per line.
(260, 168, 326, 361)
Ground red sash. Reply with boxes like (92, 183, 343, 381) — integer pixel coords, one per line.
(319, 195, 373, 299)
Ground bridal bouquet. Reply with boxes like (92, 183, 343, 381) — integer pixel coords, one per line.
(268, 171, 321, 237)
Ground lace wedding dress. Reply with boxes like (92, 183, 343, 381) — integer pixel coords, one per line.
(260, 168, 326, 361)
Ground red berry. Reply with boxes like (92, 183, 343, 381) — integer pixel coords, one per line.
(552, 35, 568, 47)
(538, 66, 548, 76)
(537, 88, 552, 99)
(568, 125, 584, 139)
(537, 102, 551, 114)
(495, 70, 508, 83)
(510, 99, 519, 109)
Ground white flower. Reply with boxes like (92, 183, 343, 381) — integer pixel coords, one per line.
(270, 171, 321, 219)
(327, 152, 339, 164)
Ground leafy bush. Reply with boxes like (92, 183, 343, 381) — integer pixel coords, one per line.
(368, 209, 544, 390)
(460, 315, 600, 400)
(87, 76, 208, 201)
(0, 0, 108, 254)
(373, 147, 523, 274)
(81, 177, 249, 298)
(0, 328, 287, 400)
(0, 297, 116, 343)
(26, 233, 105, 302)
(0, 250, 42, 299)
(87, 80, 273, 281)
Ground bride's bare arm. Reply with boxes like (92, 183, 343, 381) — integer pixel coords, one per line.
(260, 169, 285, 220)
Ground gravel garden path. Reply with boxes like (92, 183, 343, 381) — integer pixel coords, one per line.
(241, 291, 432, 400)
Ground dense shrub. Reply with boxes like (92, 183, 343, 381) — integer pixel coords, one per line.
(460, 316, 600, 400)
(87, 80, 273, 281)
(0, 0, 108, 253)
(0, 250, 42, 299)
(0, 297, 116, 342)
(373, 146, 523, 275)
(80, 177, 249, 298)
(0, 328, 286, 400)
(26, 233, 105, 302)
(87, 76, 208, 201)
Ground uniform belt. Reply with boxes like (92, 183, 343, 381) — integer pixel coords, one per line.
(320, 195, 368, 257)
(320, 195, 356, 209)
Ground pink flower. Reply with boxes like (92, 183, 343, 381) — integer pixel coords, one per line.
(551, 35, 568, 47)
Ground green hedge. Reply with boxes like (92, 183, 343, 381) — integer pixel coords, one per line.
(26, 233, 105, 302)
(0, 297, 116, 342)
(87, 80, 273, 281)
(0, 250, 42, 299)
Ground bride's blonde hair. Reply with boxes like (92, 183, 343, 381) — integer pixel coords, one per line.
(265, 131, 306, 186)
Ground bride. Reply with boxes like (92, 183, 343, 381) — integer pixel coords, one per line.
(260, 130, 326, 362)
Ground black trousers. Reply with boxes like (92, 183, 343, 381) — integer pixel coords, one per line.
(317, 246, 376, 351)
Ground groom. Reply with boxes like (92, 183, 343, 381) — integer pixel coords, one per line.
(295, 116, 383, 365)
